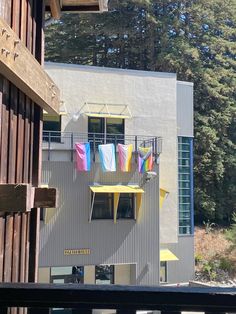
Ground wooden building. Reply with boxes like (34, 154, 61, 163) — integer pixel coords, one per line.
(0, 0, 108, 290)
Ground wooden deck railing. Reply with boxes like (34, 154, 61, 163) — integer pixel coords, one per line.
(0, 283, 236, 313)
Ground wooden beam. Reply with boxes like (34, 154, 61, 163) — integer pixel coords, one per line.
(0, 185, 58, 212)
(0, 184, 33, 212)
(34, 187, 58, 208)
(49, 0, 61, 19)
(0, 18, 60, 115)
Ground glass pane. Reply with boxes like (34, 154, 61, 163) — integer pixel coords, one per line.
(117, 193, 134, 219)
(88, 117, 104, 133)
(106, 118, 124, 134)
(160, 261, 167, 283)
(95, 265, 114, 284)
(92, 193, 113, 219)
(51, 267, 72, 276)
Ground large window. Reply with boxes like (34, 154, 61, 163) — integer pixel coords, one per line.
(178, 137, 194, 235)
(117, 193, 134, 219)
(95, 265, 114, 284)
(88, 117, 124, 144)
(43, 114, 61, 143)
(50, 266, 84, 284)
(91, 193, 135, 220)
(92, 193, 113, 219)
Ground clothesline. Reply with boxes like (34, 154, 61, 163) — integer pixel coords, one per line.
(75, 143, 154, 173)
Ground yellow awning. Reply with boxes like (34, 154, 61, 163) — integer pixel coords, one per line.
(85, 113, 131, 119)
(90, 185, 144, 194)
(89, 185, 144, 223)
(160, 188, 169, 209)
(80, 102, 132, 119)
(160, 249, 179, 261)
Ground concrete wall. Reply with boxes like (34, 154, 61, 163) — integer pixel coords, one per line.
(40, 161, 160, 285)
(177, 81, 194, 137)
(45, 62, 178, 244)
(161, 235, 195, 283)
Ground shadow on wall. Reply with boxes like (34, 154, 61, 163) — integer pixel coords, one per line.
(40, 161, 142, 267)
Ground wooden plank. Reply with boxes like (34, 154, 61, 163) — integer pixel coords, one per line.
(49, 0, 61, 19)
(34, 188, 58, 208)
(23, 98, 30, 184)
(0, 184, 33, 212)
(12, 213, 21, 282)
(0, 78, 9, 184)
(19, 214, 26, 283)
(0, 216, 5, 282)
(26, 0, 33, 52)
(0, 18, 60, 115)
(24, 213, 30, 283)
(20, 0, 27, 46)
(32, 105, 41, 186)
(16, 92, 24, 183)
(28, 208, 40, 283)
(31, 0, 37, 56)
(3, 214, 13, 282)
(11, 0, 20, 36)
(8, 84, 18, 184)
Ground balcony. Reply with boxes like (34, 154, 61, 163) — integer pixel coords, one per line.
(42, 131, 162, 162)
(0, 283, 235, 313)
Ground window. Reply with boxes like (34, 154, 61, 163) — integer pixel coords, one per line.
(95, 265, 114, 284)
(43, 114, 61, 143)
(160, 261, 167, 283)
(91, 193, 135, 220)
(178, 137, 194, 235)
(117, 193, 134, 219)
(88, 117, 124, 145)
(50, 266, 84, 284)
(92, 193, 113, 219)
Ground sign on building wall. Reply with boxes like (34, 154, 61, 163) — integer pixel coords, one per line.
(64, 249, 91, 255)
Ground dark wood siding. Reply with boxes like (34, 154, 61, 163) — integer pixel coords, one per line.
(0, 0, 44, 290)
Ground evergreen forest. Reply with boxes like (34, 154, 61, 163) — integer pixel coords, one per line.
(45, 0, 236, 225)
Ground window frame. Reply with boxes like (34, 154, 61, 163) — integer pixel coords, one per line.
(91, 193, 114, 220)
(91, 192, 136, 221)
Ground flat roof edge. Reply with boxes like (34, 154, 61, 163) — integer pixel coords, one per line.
(45, 62, 177, 78)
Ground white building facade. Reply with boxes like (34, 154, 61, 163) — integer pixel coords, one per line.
(39, 63, 194, 288)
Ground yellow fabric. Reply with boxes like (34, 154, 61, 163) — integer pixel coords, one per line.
(43, 114, 60, 122)
(90, 185, 144, 194)
(160, 188, 169, 209)
(136, 193, 143, 222)
(160, 249, 179, 261)
(85, 113, 131, 119)
(113, 193, 120, 224)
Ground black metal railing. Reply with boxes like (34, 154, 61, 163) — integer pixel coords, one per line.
(0, 283, 236, 313)
(42, 131, 162, 163)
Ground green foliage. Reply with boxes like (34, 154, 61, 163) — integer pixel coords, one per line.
(225, 212, 236, 250)
(195, 253, 204, 265)
(219, 256, 235, 273)
(45, 0, 236, 225)
(203, 220, 216, 234)
(202, 260, 217, 281)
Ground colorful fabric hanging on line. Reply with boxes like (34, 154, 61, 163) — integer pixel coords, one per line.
(138, 146, 153, 173)
(118, 143, 133, 172)
(75, 142, 91, 171)
(98, 143, 116, 172)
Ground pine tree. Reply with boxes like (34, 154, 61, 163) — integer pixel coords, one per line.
(45, 0, 236, 225)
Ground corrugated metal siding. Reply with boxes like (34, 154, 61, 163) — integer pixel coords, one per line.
(161, 235, 195, 283)
(40, 160, 160, 285)
(177, 82, 194, 137)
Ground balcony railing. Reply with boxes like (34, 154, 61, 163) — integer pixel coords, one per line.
(0, 283, 236, 313)
(42, 131, 162, 162)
